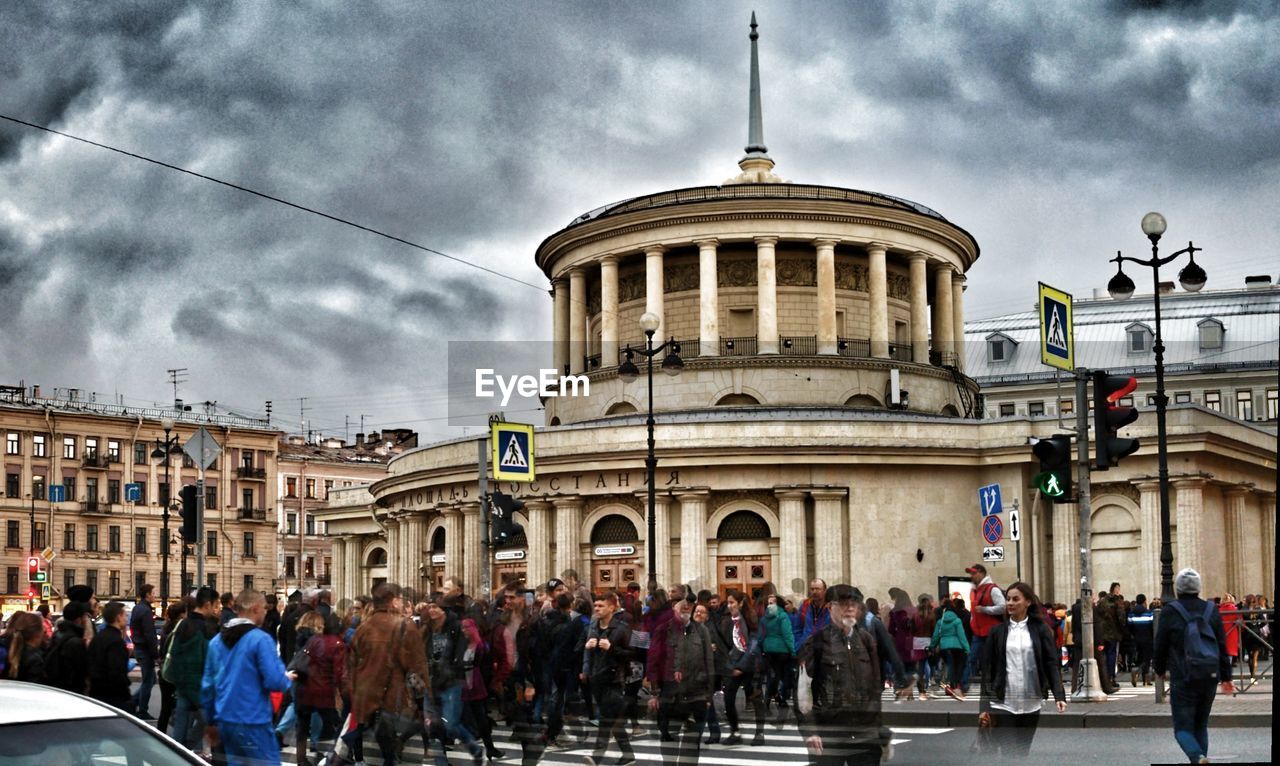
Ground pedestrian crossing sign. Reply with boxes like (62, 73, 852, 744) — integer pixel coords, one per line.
(1038, 282, 1074, 371)
(491, 422, 535, 482)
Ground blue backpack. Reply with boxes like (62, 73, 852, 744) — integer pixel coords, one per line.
(1168, 601, 1220, 682)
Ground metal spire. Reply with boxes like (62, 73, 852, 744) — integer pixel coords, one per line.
(744, 11, 769, 157)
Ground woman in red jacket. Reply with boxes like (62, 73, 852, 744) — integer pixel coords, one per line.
(1219, 594, 1241, 662)
(295, 613, 346, 766)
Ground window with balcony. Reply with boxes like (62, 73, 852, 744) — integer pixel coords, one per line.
(242, 488, 254, 511)
(244, 532, 255, 557)
(1236, 390, 1253, 420)
(6, 520, 19, 549)
(32, 435, 46, 458)
(241, 451, 254, 470)
(85, 438, 98, 460)
(32, 476, 45, 501)
(108, 525, 121, 553)
(86, 524, 99, 552)
(286, 477, 297, 498)
(6, 432, 19, 455)
(135, 527, 147, 554)
(107, 479, 121, 504)
(63, 436, 76, 459)
(207, 532, 218, 557)
(107, 440, 121, 463)
(85, 477, 99, 504)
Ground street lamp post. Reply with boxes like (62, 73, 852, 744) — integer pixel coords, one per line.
(618, 312, 684, 594)
(152, 417, 181, 609)
(1107, 212, 1207, 703)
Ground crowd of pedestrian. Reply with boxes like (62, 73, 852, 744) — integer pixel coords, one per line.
(0, 561, 1266, 765)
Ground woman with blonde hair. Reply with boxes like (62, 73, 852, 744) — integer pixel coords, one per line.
(0, 611, 47, 683)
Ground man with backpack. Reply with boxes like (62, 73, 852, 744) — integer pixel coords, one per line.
(1154, 568, 1235, 765)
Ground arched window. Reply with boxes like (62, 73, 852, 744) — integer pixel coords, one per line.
(844, 394, 881, 408)
(366, 547, 388, 567)
(606, 401, 638, 415)
(430, 527, 445, 554)
(716, 511, 770, 540)
(590, 514, 639, 544)
(715, 393, 760, 406)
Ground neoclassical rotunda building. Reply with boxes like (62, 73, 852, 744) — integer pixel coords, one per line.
(319, 19, 1275, 607)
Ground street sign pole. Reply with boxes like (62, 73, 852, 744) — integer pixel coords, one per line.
(195, 467, 205, 590)
(1009, 499, 1022, 582)
(1073, 367, 1106, 702)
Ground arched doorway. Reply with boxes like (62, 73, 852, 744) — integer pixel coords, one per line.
(429, 527, 446, 591)
(590, 514, 642, 595)
(365, 545, 389, 590)
(715, 510, 772, 601)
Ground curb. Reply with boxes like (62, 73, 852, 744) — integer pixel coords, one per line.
(881, 709, 1271, 729)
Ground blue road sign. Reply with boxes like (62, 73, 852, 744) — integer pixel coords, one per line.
(979, 483, 1003, 517)
(48, 485, 65, 503)
(125, 483, 142, 502)
(983, 515, 1004, 545)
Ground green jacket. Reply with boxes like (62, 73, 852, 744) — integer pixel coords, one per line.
(165, 615, 218, 705)
(930, 610, 969, 653)
(761, 606, 795, 656)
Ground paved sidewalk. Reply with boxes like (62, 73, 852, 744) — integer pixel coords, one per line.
(880, 679, 1273, 728)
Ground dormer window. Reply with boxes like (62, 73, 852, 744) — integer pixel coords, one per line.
(986, 333, 1017, 363)
(1197, 318, 1224, 350)
(1126, 323, 1153, 354)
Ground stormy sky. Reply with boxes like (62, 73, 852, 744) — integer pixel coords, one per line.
(1, 1, 1277, 442)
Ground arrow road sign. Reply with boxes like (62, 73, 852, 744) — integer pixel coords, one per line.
(1008, 508, 1022, 542)
(983, 546, 1005, 562)
(983, 515, 1004, 545)
(979, 483, 1003, 517)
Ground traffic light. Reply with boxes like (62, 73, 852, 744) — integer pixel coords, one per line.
(27, 556, 46, 583)
(179, 484, 199, 541)
(488, 491, 525, 547)
(1093, 370, 1140, 470)
(1032, 434, 1074, 503)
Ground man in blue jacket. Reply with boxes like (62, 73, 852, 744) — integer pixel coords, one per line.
(201, 589, 296, 766)
(129, 583, 160, 718)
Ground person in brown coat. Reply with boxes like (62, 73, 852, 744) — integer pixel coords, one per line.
(345, 583, 430, 766)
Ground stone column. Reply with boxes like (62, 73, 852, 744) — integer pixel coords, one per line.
(1173, 478, 1206, 577)
(645, 246, 666, 340)
(755, 236, 779, 354)
(525, 499, 553, 588)
(951, 272, 966, 372)
(460, 502, 483, 599)
(1259, 492, 1276, 601)
(385, 518, 400, 587)
(553, 277, 569, 375)
(1134, 481, 1162, 597)
(1051, 502, 1079, 606)
(600, 256, 620, 367)
(814, 239, 838, 355)
(908, 252, 930, 364)
(867, 243, 889, 358)
(331, 538, 346, 602)
(677, 489, 710, 589)
(553, 496, 584, 582)
(932, 264, 954, 362)
(348, 536, 362, 599)
(776, 490, 808, 595)
(811, 489, 848, 585)
(569, 267, 587, 375)
(636, 489, 673, 588)
(1223, 487, 1249, 597)
(696, 239, 720, 356)
(444, 508, 464, 583)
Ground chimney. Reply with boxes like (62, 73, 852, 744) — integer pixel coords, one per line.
(1158, 281, 1175, 295)
(1244, 275, 1272, 290)
(355, 433, 364, 446)
(31, 385, 40, 399)
(1092, 287, 1109, 300)
(367, 431, 381, 445)
(174, 398, 184, 410)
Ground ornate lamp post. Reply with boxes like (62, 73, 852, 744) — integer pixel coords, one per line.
(618, 312, 684, 593)
(151, 417, 181, 608)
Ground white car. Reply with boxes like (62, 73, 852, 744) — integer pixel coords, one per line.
(0, 680, 206, 765)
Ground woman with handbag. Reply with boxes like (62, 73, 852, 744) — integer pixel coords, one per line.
(294, 614, 345, 766)
(978, 582, 1067, 758)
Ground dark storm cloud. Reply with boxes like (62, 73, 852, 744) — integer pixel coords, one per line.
(0, 1, 1276, 439)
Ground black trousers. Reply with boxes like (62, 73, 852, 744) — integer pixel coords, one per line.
(157, 679, 177, 735)
(723, 671, 764, 735)
(589, 679, 633, 761)
(659, 698, 707, 766)
(990, 708, 1041, 758)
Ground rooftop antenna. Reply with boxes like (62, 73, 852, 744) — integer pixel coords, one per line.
(299, 397, 309, 441)
(167, 368, 189, 408)
(265, 401, 273, 423)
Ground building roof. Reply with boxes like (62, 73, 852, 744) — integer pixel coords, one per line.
(964, 285, 1280, 383)
(0, 386, 276, 432)
(278, 437, 394, 465)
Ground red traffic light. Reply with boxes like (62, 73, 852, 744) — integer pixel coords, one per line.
(27, 557, 39, 568)
(1103, 375, 1138, 404)
(1093, 371, 1141, 469)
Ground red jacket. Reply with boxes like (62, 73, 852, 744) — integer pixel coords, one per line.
(297, 634, 345, 709)
(970, 583, 1002, 638)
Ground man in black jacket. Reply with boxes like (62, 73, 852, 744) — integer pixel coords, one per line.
(88, 601, 133, 712)
(1128, 594, 1155, 686)
(580, 591, 634, 766)
(278, 590, 310, 665)
(1154, 568, 1235, 764)
(797, 585, 885, 766)
(130, 583, 160, 718)
(422, 596, 484, 763)
(536, 592, 581, 748)
(45, 601, 92, 694)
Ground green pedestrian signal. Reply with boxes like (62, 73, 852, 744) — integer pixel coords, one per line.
(1032, 434, 1074, 504)
(1034, 471, 1066, 498)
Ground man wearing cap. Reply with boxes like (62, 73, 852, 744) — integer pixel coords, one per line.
(65, 584, 98, 645)
(797, 585, 886, 766)
(1154, 568, 1234, 765)
(45, 600, 92, 693)
(961, 564, 1005, 695)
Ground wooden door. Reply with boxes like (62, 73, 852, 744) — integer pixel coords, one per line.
(717, 557, 771, 601)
